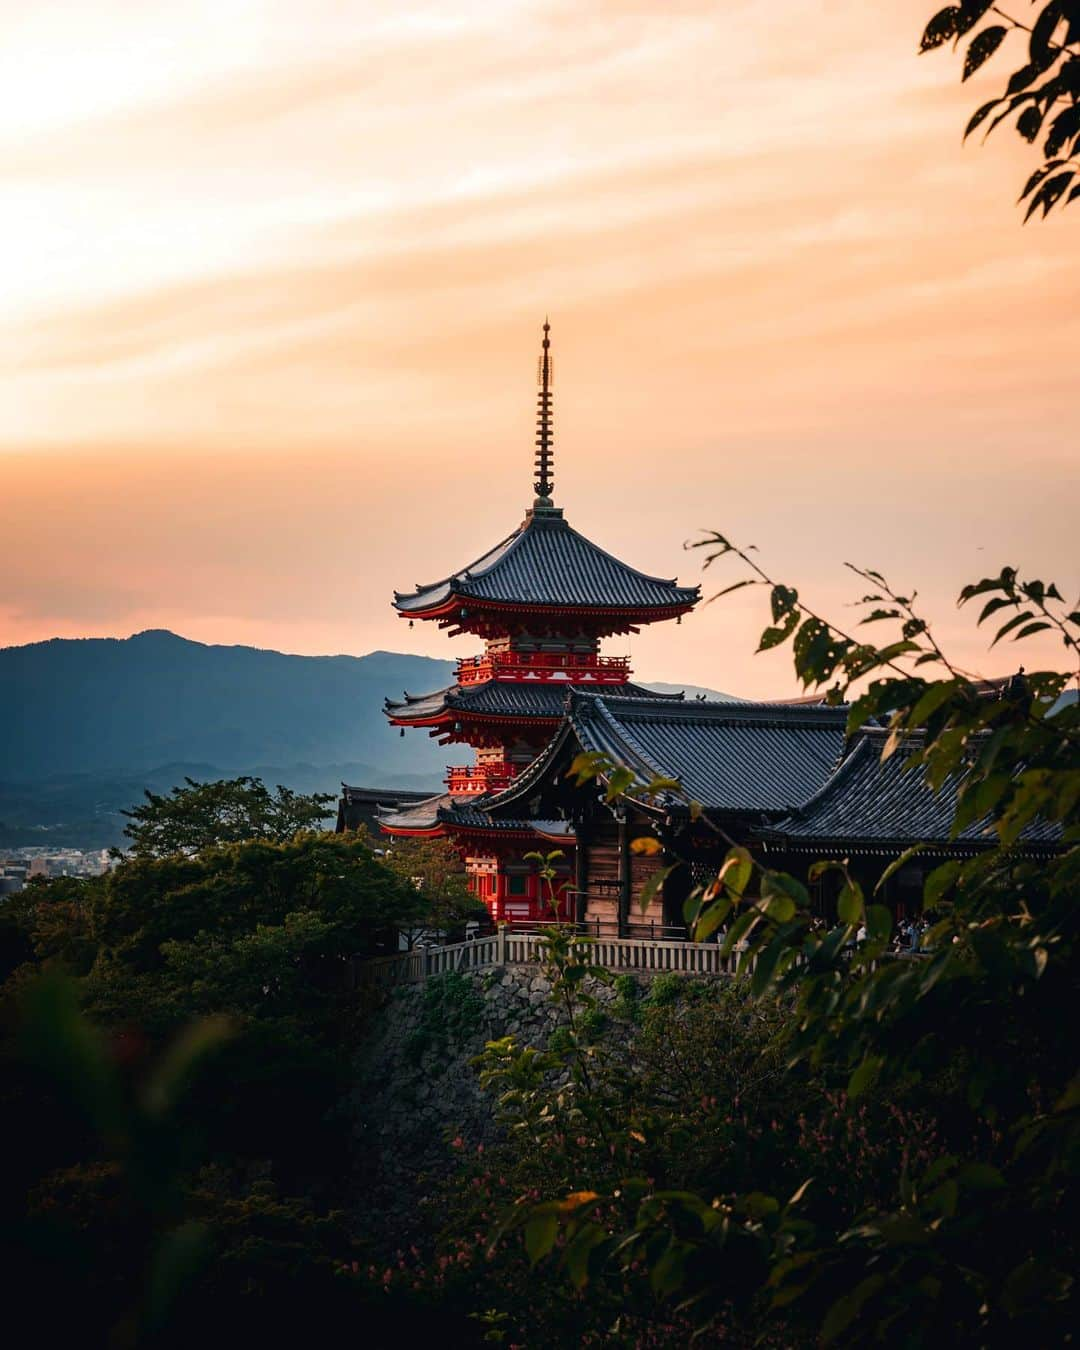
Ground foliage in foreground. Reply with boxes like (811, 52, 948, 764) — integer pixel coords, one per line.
(920, 0, 1080, 218)
(493, 553, 1078, 1345)
(2, 827, 438, 1346)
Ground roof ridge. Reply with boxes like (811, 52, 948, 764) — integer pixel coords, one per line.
(392, 525, 523, 602)
(572, 691, 669, 787)
(572, 691, 849, 724)
(556, 514, 693, 590)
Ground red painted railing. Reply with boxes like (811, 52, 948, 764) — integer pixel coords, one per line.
(456, 650, 631, 686)
(445, 762, 519, 794)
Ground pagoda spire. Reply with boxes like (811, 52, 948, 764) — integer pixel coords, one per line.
(533, 319, 554, 506)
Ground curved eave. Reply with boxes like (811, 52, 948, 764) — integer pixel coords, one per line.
(393, 592, 698, 624)
(441, 821, 539, 842)
(386, 707, 564, 730)
(380, 822, 447, 839)
(758, 834, 1058, 859)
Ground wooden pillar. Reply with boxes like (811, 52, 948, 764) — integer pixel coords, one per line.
(618, 815, 630, 939)
(574, 830, 589, 926)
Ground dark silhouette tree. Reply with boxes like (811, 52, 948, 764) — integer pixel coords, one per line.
(921, 0, 1080, 217)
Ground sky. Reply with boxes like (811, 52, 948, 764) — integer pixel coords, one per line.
(2, 0, 1077, 697)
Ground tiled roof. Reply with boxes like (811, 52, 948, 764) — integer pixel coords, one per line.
(438, 805, 564, 832)
(385, 679, 680, 723)
(568, 692, 849, 815)
(336, 783, 439, 833)
(377, 791, 463, 833)
(394, 507, 700, 615)
(763, 730, 1062, 850)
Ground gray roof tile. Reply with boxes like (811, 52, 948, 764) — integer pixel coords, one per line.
(385, 679, 681, 722)
(394, 507, 700, 614)
(764, 730, 1062, 850)
(568, 692, 849, 815)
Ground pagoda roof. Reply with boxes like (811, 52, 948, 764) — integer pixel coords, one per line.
(437, 804, 571, 836)
(336, 783, 438, 834)
(377, 790, 462, 836)
(568, 692, 849, 816)
(385, 678, 681, 725)
(761, 729, 1062, 853)
(393, 506, 700, 618)
(477, 691, 850, 819)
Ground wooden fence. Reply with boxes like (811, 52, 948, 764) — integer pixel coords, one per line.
(352, 928, 740, 991)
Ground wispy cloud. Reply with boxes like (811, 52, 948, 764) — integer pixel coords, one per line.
(1, 0, 1075, 692)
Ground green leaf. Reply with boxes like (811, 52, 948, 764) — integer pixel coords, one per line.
(637, 864, 677, 916)
(762, 870, 811, 908)
(957, 1162, 1005, 1191)
(718, 845, 753, 898)
(757, 609, 799, 652)
(604, 766, 637, 802)
(866, 903, 892, 943)
(978, 594, 1016, 622)
(708, 578, 759, 601)
(525, 1212, 559, 1265)
(145, 1222, 212, 1335)
(771, 584, 799, 620)
(822, 1275, 885, 1346)
(694, 895, 732, 942)
(837, 882, 864, 927)
(963, 24, 1007, 79)
(1011, 621, 1052, 640)
(847, 1054, 883, 1099)
(920, 5, 962, 51)
(751, 933, 790, 994)
(142, 1015, 233, 1116)
(563, 1222, 606, 1288)
(964, 96, 1002, 138)
(764, 893, 796, 923)
(908, 682, 960, 726)
(720, 909, 757, 957)
(924, 859, 962, 907)
(873, 844, 927, 894)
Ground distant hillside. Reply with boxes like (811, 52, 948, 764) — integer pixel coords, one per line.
(644, 681, 734, 702)
(1, 630, 454, 782)
(0, 631, 734, 848)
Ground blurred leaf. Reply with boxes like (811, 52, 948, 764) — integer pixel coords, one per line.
(525, 1212, 559, 1265)
(144, 1222, 211, 1335)
(142, 1015, 233, 1117)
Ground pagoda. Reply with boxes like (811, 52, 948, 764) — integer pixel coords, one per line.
(378, 322, 700, 922)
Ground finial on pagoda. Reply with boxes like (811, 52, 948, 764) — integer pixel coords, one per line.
(533, 318, 554, 507)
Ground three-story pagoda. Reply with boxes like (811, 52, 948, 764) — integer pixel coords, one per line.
(379, 322, 700, 921)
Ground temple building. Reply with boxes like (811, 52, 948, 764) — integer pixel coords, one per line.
(338, 328, 1058, 932)
(374, 322, 700, 919)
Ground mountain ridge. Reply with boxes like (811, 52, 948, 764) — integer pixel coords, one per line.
(0, 630, 731, 847)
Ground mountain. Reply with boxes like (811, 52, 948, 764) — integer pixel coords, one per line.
(1, 630, 454, 781)
(0, 631, 734, 848)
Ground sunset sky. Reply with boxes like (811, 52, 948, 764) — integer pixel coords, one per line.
(3, 0, 1077, 697)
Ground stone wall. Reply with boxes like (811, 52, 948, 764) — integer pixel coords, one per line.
(350, 963, 639, 1247)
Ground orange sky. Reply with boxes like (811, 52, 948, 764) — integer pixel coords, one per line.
(3, 0, 1077, 696)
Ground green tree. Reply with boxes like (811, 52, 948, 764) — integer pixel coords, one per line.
(381, 835, 485, 945)
(920, 0, 1080, 217)
(118, 775, 335, 858)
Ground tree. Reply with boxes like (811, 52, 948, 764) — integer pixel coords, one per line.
(119, 775, 335, 859)
(920, 0, 1080, 217)
(380, 835, 486, 946)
